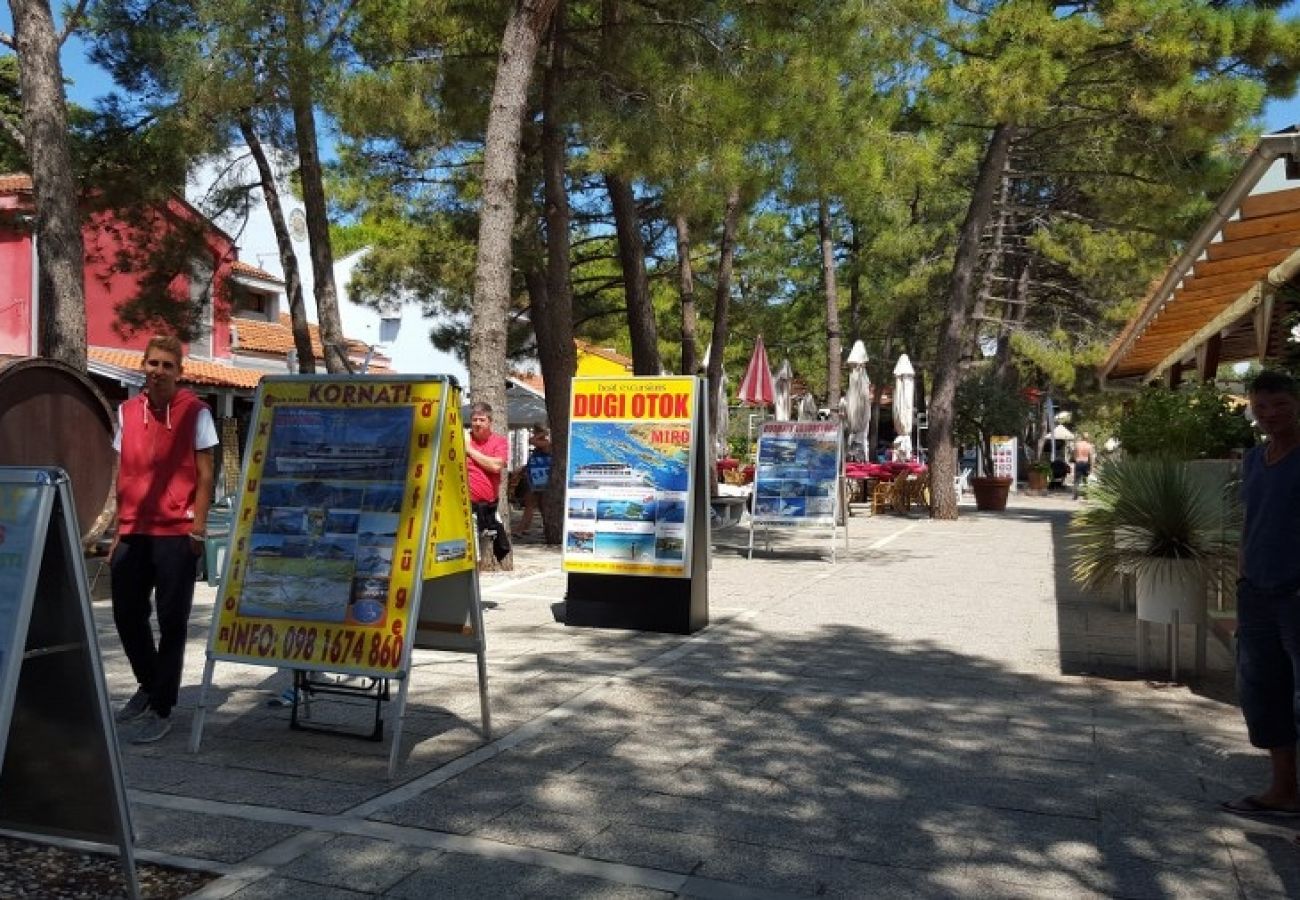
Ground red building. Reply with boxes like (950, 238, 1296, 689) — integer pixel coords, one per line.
(0, 173, 388, 498)
(0, 173, 385, 393)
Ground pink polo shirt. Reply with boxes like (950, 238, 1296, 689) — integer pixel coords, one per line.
(467, 431, 509, 503)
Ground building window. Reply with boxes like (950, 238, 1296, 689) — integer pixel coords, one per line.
(234, 291, 269, 318)
(379, 317, 401, 344)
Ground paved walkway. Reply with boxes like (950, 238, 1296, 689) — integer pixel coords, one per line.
(83, 494, 1300, 898)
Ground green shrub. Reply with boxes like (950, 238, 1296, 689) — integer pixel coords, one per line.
(1116, 383, 1252, 459)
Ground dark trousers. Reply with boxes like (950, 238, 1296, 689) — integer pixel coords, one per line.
(110, 535, 199, 717)
(472, 502, 512, 562)
(1236, 578, 1300, 748)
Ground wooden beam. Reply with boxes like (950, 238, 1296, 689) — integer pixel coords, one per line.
(1197, 333, 1221, 381)
(1187, 247, 1292, 280)
(1222, 209, 1300, 243)
(1173, 270, 1263, 295)
(1256, 289, 1276, 361)
(1204, 230, 1300, 262)
(1240, 185, 1300, 220)
(1144, 284, 1266, 382)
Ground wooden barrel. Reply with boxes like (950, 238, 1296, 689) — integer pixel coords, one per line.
(0, 357, 116, 543)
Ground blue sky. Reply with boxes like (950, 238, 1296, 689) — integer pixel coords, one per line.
(4, 13, 1300, 135)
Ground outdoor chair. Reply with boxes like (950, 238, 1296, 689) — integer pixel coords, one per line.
(954, 467, 972, 504)
(871, 479, 895, 515)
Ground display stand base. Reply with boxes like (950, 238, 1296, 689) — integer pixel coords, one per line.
(565, 573, 707, 634)
(289, 671, 390, 742)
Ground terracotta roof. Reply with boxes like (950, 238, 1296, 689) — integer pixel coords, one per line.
(510, 371, 546, 395)
(575, 338, 634, 368)
(231, 260, 284, 284)
(0, 174, 33, 194)
(232, 315, 391, 371)
(88, 347, 266, 390)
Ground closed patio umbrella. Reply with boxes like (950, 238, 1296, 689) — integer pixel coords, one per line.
(846, 365, 871, 461)
(716, 372, 730, 459)
(797, 393, 817, 421)
(773, 359, 793, 421)
(892, 354, 915, 460)
(737, 335, 775, 407)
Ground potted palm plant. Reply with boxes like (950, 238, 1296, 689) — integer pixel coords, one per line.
(1027, 460, 1052, 492)
(1070, 456, 1238, 623)
(954, 369, 1031, 511)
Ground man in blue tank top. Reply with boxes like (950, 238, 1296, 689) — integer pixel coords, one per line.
(1224, 370, 1300, 817)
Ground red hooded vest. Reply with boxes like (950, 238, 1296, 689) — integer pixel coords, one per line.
(116, 388, 207, 536)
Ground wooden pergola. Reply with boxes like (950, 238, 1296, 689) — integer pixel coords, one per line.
(1102, 131, 1300, 387)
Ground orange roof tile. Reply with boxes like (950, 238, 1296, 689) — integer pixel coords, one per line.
(510, 371, 546, 395)
(231, 260, 284, 284)
(0, 174, 33, 194)
(233, 314, 374, 360)
(89, 347, 266, 390)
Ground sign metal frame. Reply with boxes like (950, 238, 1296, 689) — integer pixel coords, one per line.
(189, 375, 489, 777)
(746, 421, 848, 563)
(0, 468, 139, 898)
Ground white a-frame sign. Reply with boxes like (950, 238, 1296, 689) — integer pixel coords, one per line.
(0, 468, 139, 899)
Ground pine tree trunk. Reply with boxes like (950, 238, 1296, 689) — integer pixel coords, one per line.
(819, 197, 841, 409)
(847, 218, 861, 343)
(287, 0, 347, 373)
(676, 214, 697, 376)
(706, 185, 742, 469)
(471, 0, 558, 431)
(241, 115, 315, 373)
(929, 123, 1015, 521)
(536, 8, 575, 546)
(606, 172, 660, 374)
(11, 0, 85, 369)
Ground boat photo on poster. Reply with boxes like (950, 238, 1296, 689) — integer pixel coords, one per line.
(240, 406, 414, 627)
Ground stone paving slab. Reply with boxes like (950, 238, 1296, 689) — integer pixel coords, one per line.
(42, 494, 1300, 898)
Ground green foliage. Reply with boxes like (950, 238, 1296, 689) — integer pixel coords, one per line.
(0, 57, 26, 173)
(953, 367, 1033, 477)
(1070, 457, 1239, 591)
(1117, 384, 1254, 459)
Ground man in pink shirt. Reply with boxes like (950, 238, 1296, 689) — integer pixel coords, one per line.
(465, 401, 512, 562)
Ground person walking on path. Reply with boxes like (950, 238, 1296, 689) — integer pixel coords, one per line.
(1223, 369, 1300, 818)
(110, 335, 217, 744)
(512, 423, 552, 537)
(466, 401, 512, 563)
(1072, 433, 1094, 500)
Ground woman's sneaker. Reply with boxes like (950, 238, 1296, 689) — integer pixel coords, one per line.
(115, 688, 150, 724)
(130, 710, 172, 744)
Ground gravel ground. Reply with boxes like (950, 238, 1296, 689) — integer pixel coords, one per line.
(0, 836, 216, 899)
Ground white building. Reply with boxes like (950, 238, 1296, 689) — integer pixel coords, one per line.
(186, 150, 469, 385)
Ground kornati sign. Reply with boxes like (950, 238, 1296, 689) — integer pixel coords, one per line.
(562, 376, 699, 577)
(751, 421, 842, 525)
(208, 377, 466, 677)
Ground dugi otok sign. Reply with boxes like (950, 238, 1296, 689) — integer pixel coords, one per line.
(562, 376, 700, 578)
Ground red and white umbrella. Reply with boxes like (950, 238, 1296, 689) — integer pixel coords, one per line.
(737, 335, 774, 406)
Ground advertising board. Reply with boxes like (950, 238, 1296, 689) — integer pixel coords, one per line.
(750, 421, 842, 526)
(562, 376, 699, 578)
(208, 377, 461, 677)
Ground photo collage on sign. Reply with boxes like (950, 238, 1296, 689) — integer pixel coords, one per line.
(564, 420, 690, 565)
(239, 407, 413, 627)
(753, 423, 840, 523)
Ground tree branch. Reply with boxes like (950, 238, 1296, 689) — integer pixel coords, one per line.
(0, 114, 26, 152)
(0, 30, 12, 48)
(59, 0, 92, 46)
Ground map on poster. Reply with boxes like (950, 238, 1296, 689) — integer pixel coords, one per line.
(562, 376, 698, 578)
(0, 482, 42, 682)
(209, 378, 448, 676)
(751, 422, 842, 525)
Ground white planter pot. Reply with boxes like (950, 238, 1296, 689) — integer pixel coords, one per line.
(1135, 559, 1206, 625)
